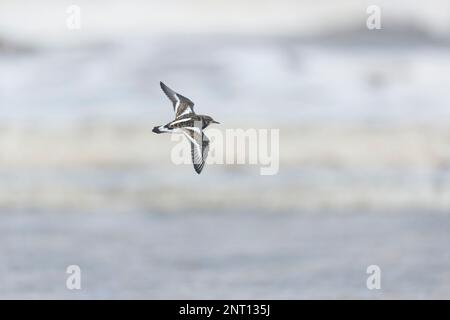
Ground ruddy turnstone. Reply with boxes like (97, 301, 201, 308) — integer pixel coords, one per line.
(153, 82, 219, 174)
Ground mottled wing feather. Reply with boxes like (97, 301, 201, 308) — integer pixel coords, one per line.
(175, 100, 195, 119)
(160, 82, 195, 118)
(194, 134, 209, 174)
(182, 128, 209, 174)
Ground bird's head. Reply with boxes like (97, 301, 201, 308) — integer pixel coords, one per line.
(203, 115, 220, 127)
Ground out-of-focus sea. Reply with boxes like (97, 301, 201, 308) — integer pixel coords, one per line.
(0, 0, 449, 299)
(1, 35, 450, 212)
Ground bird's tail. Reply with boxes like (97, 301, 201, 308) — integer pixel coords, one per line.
(153, 124, 172, 134)
(152, 126, 163, 134)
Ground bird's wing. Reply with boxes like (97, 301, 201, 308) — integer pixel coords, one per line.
(181, 127, 209, 174)
(160, 82, 195, 118)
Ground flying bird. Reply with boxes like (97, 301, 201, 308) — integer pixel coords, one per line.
(153, 82, 220, 174)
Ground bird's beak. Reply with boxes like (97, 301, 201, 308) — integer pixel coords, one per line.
(212, 120, 220, 124)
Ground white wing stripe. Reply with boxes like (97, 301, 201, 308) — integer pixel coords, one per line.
(178, 108, 193, 117)
(170, 118, 192, 125)
(182, 131, 198, 145)
(183, 127, 202, 134)
(173, 94, 180, 114)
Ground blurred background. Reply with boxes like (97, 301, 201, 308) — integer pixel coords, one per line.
(0, 0, 449, 299)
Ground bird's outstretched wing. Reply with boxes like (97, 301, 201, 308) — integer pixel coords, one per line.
(160, 82, 195, 118)
(181, 127, 209, 174)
